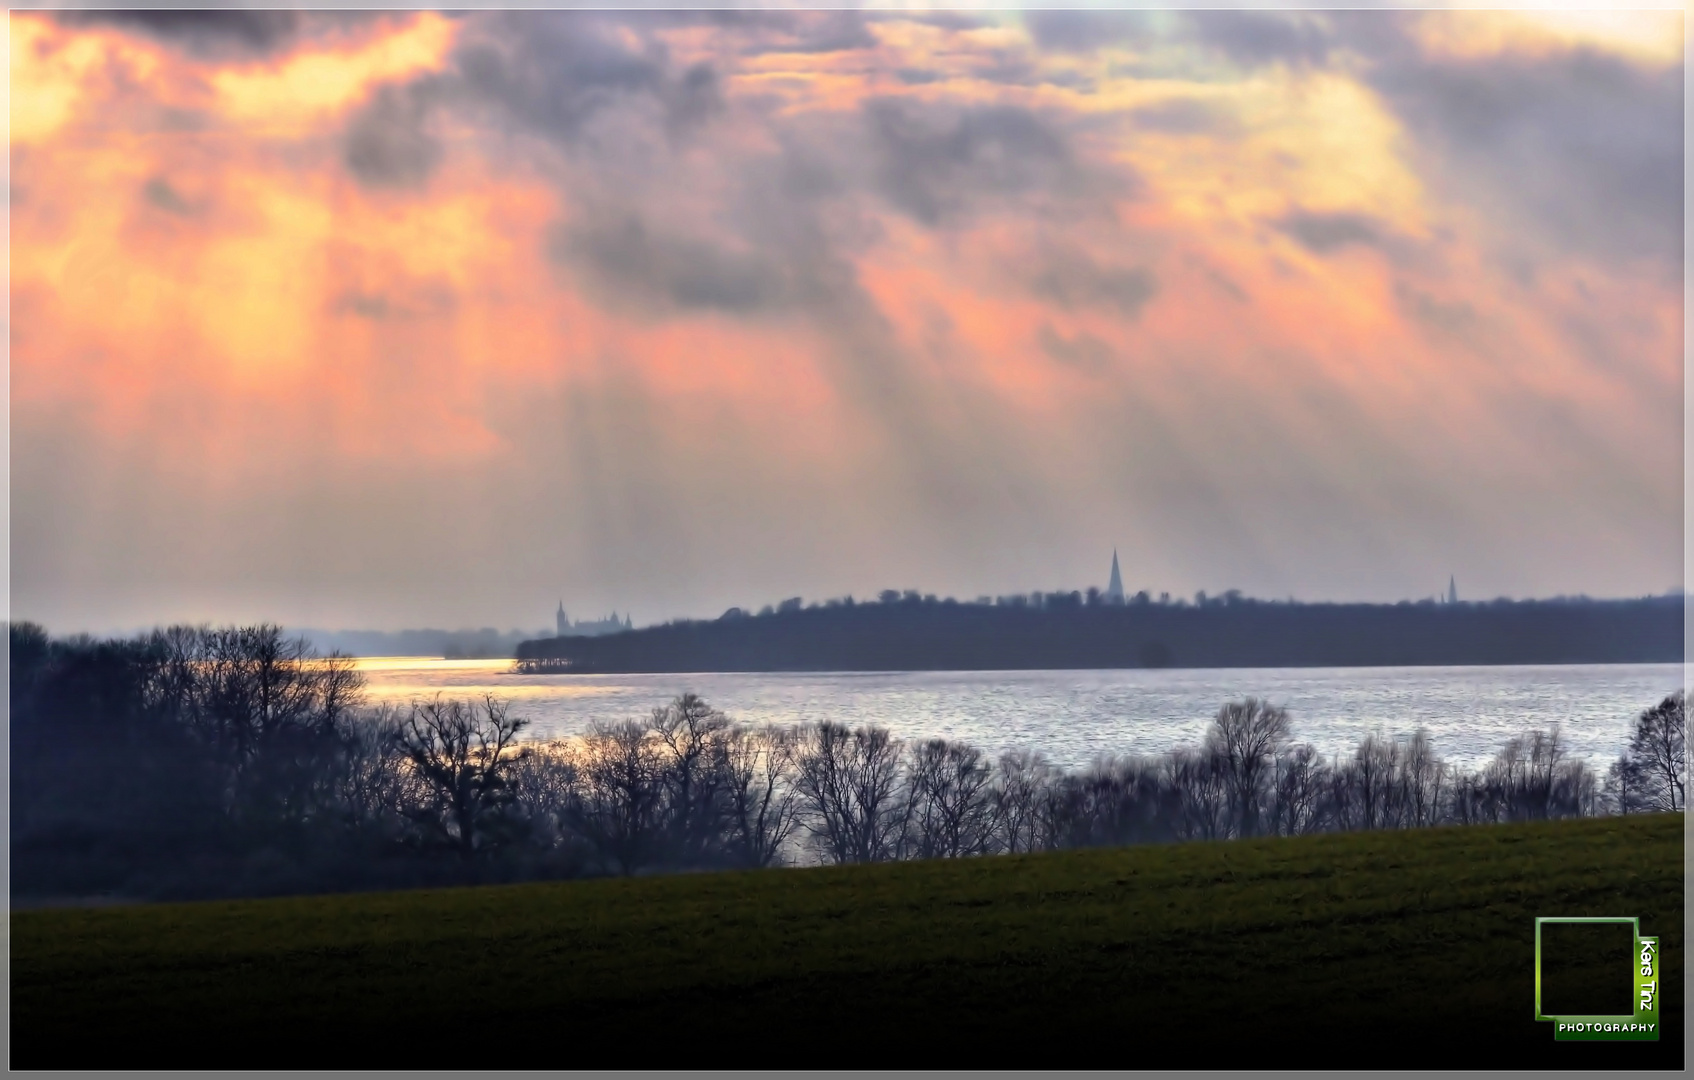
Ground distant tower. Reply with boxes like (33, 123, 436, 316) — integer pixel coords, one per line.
(1447, 576, 1458, 605)
(556, 600, 569, 637)
(1106, 549, 1125, 603)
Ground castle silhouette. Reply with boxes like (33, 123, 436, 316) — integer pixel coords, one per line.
(555, 600, 632, 638)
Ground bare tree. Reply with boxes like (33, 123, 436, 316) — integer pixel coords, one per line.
(1341, 733, 1400, 831)
(1604, 757, 1638, 816)
(1165, 747, 1229, 841)
(1205, 698, 1293, 837)
(194, 626, 361, 763)
(793, 722, 907, 864)
(394, 695, 530, 861)
(139, 624, 366, 832)
(720, 725, 803, 868)
(1402, 729, 1445, 828)
(1267, 743, 1329, 837)
(508, 739, 580, 846)
(650, 693, 734, 865)
(1479, 728, 1595, 821)
(904, 739, 998, 859)
(992, 749, 1056, 854)
(565, 718, 668, 875)
(1555, 758, 1601, 819)
(1444, 763, 1497, 826)
(332, 704, 408, 835)
(1620, 692, 1686, 812)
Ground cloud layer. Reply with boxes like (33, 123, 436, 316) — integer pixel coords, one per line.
(11, 10, 1683, 633)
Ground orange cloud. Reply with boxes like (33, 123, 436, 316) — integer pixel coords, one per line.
(210, 13, 457, 135)
(1408, 10, 1683, 66)
(11, 14, 165, 143)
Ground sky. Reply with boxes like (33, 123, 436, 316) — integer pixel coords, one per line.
(9, 7, 1686, 635)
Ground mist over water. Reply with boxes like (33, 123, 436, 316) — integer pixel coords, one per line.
(355, 658, 1683, 772)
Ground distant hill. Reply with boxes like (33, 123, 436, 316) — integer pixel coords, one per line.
(515, 593, 1684, 672)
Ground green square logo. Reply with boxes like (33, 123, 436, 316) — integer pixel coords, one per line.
(1534, 916, 1660, 1041)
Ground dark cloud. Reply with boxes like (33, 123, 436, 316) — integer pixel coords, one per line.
(334, 292, 391, 321)
(896, 69, 943, 86)
(1024, 11, 1157, 54)
(1037, 324, 1115, 373)
(1319, 11, 1425, 66)
(736, 12, 878, 56)
(340, 12, 725, 190)
(69, 10, 733, 194)
(965, 53, 1047, 89)
(458, 15, 716, 136)
(1180, 12, 1335, 69)
(1029, 249, 1158, 318)
(1204, 266, 1250, 304)
(1273, 210, 1391, 255)
(539, 108, 880, 325)
(657, 63, 726, 139)
(1366, 48, 1683, 266)
(959, 44, 1107, 91)
(450, 13, 667, 142)
(330, 281, 454, 322)
(1035, 69, 1098, 92)
(1395, 282, 1477, 335)
(154, 107, 216, 134)
(863, 98, 1099, 226)
(551, 214, 792, 316)
(872, 12, 991, 33)
(53, 10, 400, 61)
(54, 10, 305, 58)
(142, 176, 195, 217)
(645, 10, 880, 57)
(343, 82, 443, 190)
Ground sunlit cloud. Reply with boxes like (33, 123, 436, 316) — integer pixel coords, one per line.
(210, 13, 457, 131)
(11, 15, 163, 143)
(1408, 10, 1684, 65)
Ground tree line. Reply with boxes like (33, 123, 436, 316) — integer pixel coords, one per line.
(515, 592, 1682, 672)
(11, 622, 1685, 901)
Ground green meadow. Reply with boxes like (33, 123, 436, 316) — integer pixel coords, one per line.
(13, 813, 1682, 1069)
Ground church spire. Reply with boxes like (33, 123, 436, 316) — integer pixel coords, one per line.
(1447, 575, 1457, 605)
(1107, 549, 1125, 603)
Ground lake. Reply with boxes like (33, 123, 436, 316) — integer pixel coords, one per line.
(351, 659, 1685, 772)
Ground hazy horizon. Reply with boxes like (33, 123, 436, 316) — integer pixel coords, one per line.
(25, 579, 1686, 642)
(12, 9, 1683, 637)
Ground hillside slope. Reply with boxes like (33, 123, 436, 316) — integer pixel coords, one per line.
(12, 814, 1683, 1068)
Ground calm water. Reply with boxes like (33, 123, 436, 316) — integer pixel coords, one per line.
(352, 659, 1685, 772)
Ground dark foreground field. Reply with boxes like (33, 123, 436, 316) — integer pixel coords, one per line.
(12, 814, 1683, 1069)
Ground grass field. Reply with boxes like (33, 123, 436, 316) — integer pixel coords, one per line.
(12, 814, 1683, 1069)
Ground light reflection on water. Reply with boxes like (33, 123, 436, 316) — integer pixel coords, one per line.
(351, 658, 1684, 772)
